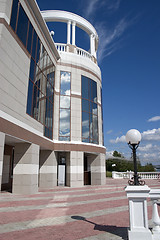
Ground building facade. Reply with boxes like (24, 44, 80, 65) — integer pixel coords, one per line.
(0, 0, 106, 194)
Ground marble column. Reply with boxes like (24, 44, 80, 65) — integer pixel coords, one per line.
(12, 143, 39, 194)
(39, 150, 57, 188)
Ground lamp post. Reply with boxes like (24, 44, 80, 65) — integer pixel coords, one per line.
(126, 129, 141, 185)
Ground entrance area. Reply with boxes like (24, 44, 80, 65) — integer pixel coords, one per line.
(1, 145, 14, 192)
(84, 154, 91, 185)
(57, 152, 66, 186)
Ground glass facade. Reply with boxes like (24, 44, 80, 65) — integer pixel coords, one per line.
(81, 76, 98, 144)
(59, 72, 71, 141)
(10, 0, 55, 139)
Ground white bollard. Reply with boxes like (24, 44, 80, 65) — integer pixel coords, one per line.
(149, 189, 160, 240)
(125, 185, 152, 240)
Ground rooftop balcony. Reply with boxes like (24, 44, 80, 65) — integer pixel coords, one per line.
(41, 10, 98, 64)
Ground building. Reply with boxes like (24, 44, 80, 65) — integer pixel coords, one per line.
(0, 0, 106, 194)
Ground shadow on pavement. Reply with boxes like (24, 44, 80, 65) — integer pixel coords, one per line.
(71, 215, 128, 240)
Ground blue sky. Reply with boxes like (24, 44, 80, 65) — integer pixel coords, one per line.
(36, 0, 160, 165)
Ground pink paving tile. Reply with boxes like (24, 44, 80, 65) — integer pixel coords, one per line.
(0, 197, 128, 224)
(0, 210, 130, 240)
(0, 191, 126, 208)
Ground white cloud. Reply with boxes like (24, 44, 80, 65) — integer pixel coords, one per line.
(139, 144, 153, 152)
(83, 0, 99, 19)
(107, 130, 113, 134)
(82, 0, 137, 62)
(110, 135, 126, 143)
(110, 128, 160, 144)
(83, 0, 121, 19)
(106, 0, 121, 11)
(97, 17, 135, 62)
(148, 116, 160, 122)
(142, 128, 160, 141)
(106, 150, 114, 158)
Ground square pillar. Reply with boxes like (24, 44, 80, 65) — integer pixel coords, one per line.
(39, 150, 57, 188)
(0, 132, 5, 190)
(125, 185, 152, 240)
(12, 143, 39, 194)
(66, 151, 83, 187)
(90, 153, 106, 185)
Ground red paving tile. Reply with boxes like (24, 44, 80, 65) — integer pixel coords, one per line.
(0, 179, 159, 240)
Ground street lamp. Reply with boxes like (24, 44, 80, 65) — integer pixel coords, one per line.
(126, 129, 142, 185)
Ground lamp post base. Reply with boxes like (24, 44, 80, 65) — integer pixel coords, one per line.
(128, 230, 153, 240)
(125, 185, 152, 240)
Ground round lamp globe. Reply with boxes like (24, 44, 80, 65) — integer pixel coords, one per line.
(126, 129, 141, 145)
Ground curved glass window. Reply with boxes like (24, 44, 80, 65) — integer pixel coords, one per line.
(59, 72, 71, 141)
(81, 76, 98, 144)
(10, 1, 55, 139)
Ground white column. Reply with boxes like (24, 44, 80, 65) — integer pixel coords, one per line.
(67, 21, 71, 44)
(90, 34, 95, 56)
(90, 34, 93, 55)
(72, 21, 76, 45)
(125, 185, 152, 240)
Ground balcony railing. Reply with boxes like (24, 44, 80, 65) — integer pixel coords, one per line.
(55, 43, 67, 52)
(112, 171, 160, 179)
(55, 43, 92, 61)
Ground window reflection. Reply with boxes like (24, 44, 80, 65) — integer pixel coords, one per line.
(81, 76, 98, 144)
(82, 112, 89, 140)
(59, 71, 71, 141)
(59, 109, 70, 136)
(60, 72, 71, 95)
(60, 96, 70, 108)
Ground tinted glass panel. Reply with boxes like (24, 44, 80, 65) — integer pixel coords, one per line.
(60, 72, 71, 95)
(59, 136, 70, 141)
(82, 112, 89, 139)
(93, 115, 98, 143)
(60, 96, 70, 108)
(26, 80, 33, 115)
(92, 103, 97, 115)
(29, 58, 35, 81)
(31, 30, 37, 60)
(90, 114, 93, 140)
(82, 99, 89, 112)
(59, 109, 70, 136)
(27, 22, 33, 53)
(36, 38, 40, 63)
(32, 84, 37, 118)
(82, 76, 89, 99)
(81, 76, 98, 144)
(92, 80, 97, 103)
(46, 81, 54, 98)
(10, 0, 19, 31)
(16, 5, 28, 46)
(47, 72, 54, 87)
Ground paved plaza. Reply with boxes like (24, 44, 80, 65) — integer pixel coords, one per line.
(0, 178, 160, 240)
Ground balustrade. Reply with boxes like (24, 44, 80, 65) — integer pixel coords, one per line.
(112, 171, 160, 179)
(55, 43, 92, 61)
(149, 189, 160, 240)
